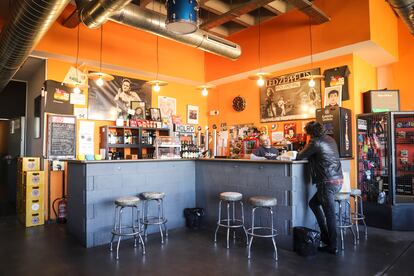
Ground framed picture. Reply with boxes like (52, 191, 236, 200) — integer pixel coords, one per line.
(187, 105, 199, 124)
(260, 69, 322, 122)
(150, 108, 161, 121)
(324, 85, 342, 108)
(131, 101, 146, 120)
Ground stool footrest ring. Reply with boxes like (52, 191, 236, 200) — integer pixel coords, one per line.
(217, 219, 245, 229)
(141, 217, 168, 225)
(247, 227, 278, 238)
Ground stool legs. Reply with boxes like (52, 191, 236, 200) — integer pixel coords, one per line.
(352, 195, 368, 240)
(360, 197, 368, 238)
(353, 196, 360, 240)
(338, 201, 344, 250)
(337, 200, 357, 251)
(247, 206, 278, 260)
(141, 198, 168, 244)
(214, 200, 248, 248)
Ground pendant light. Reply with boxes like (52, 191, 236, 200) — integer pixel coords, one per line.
(88, 25, 114, 86)
(65, 24, 86, 93)
(248, 8, 271, 87)
(300, 17, 324, 86)
(146, 3, 168, 92)
(196, 85, 215, 97)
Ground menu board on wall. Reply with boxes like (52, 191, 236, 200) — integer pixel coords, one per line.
(47, 114, 76, 159)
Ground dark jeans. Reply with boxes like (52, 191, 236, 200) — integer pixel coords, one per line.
(309, 183, 342, 248)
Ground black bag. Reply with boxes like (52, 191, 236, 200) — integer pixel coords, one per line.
(293, 227, 320, 257)
(184, 208, 205, 230)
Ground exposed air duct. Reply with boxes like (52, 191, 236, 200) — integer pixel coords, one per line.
(0, 0, 71, 93)
(109, 4, 242, 60)
(80, 0, 132, 29)
(388, 0, 414, 35)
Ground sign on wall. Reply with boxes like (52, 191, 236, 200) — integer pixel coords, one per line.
(260, 69, 322, 122)
(88, 74, 151, 121)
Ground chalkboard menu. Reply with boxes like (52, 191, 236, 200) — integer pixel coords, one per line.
(47, 114, 76, 159)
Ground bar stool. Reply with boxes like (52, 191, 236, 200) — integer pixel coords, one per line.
(350, 189, 368, 239)
(140, 192, 168, 244)
(247, 196, 278, 260)
(110, 196, 145, 260)
(214, 192, 248, 248)
(335, 193, 357, 250)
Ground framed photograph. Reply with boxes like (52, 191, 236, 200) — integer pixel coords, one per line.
(131, 101, 146, 120)
(324, 85, 342, 108)
(150, 108, 162, 122)
(187, 105, 199, 124)
(260, 69, 322, 122)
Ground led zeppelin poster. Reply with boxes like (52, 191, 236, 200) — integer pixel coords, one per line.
(260, 69, 322, 122)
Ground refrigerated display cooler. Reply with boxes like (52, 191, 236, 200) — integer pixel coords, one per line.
(357, 112, 414, 230)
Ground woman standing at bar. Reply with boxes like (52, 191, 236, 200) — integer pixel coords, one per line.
(296, 121, 343, 255)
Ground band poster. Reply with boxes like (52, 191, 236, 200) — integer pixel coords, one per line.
(88, 74, 152, 121)
(260, 69, 322, 122)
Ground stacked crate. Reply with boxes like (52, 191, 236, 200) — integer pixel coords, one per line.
(17, 157, 45, 227)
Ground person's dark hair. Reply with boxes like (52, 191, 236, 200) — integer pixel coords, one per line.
(304, 121, 324, 138)
(328, 90, 339, 97)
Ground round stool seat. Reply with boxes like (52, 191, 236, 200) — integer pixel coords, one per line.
(220, 192, 242, 201)
(249, 196, 277, 207)
(335, 192, 350, 201)
(115, 196, 140, 207)
(141, 192, 165, 200)
(351, 189, 362, 196)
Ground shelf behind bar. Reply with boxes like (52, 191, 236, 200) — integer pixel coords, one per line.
(108, 144, 140, 148)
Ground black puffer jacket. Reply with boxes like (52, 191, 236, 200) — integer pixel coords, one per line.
(296, 134, 343, 183)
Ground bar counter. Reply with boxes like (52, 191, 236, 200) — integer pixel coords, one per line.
(67, 158, 351, 250)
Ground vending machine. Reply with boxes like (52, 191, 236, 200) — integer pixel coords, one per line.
(316, 106, 352, 157)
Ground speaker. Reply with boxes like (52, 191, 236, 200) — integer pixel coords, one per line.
(316, 107, 352, 158)
(363, 90, 400, 113)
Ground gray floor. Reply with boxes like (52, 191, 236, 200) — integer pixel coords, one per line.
(0, 216, 413, 276)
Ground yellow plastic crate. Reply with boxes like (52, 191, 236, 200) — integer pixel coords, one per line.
(17, 157, 40, 172)
(23, 171, 44, 187)
(18, 199, 45, 227)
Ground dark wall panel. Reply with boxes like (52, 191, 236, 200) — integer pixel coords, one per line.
(0, 81, 26, 119)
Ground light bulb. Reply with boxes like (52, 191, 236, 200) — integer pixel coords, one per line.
(73, 86, 81, 94)
(153, 83, 160, 92)
(201, 87, 208, 97)
(308, 78, 315, 88)
(96, 77, 104, 87)
(257, 76, 265, 87)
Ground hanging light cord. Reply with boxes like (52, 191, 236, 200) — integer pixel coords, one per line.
(258, 8, 261, 71)
(76, 24, 80, 82)
(309, 17, 313, 70)
(99, 25, 103, 72)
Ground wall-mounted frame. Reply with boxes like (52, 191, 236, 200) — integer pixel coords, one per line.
(131, 101, 146, 120)
(149, 108, 161, 122)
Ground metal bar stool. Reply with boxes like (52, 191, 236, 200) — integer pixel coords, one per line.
(350, 189, 368, 240)
(247, 196, 278, 260)
(110, 196, 145, 260)
(214, 192, 248, 248)
(335, 193, 357, 250)
(140, 192, 168, 244)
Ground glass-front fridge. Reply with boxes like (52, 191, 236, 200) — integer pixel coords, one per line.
(357, 112, 414, 230)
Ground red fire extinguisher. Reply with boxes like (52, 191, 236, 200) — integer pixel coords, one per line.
(53, 196, 67, 224)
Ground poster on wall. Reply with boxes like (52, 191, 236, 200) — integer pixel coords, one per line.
(324, 85, 342, 108)
(44, 80, 74, 115)
(78, 121, 94, 155)
(88, 74, 151, 121)
(187, 105, 199, 124)
(158, 96, 176, 119)
(260, 69, 322, 122)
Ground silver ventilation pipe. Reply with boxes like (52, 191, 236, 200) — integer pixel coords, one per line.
(110, 4, 242, 60)
(0, 0, 71, 93)
(80, 0, 132, 29)
(388, 0, 414, 34)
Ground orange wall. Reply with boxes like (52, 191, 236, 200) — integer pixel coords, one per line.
(47, 59, 208, 155)
(369, 0, 398, 58)
(37, 13, 204, 82)
(377, 20, 414, 111)
(205, 0, 371, 81)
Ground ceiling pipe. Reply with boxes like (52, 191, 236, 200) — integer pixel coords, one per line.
(0, 0, 71, 93)
(388, 0, 414, 34)
(110, 4, 242, 60)
(80, 0, 132, 29)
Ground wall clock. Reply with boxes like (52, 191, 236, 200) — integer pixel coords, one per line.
(232, 96, 246, 112)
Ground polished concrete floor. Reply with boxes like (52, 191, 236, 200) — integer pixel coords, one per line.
(0, 216, 413, 276)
